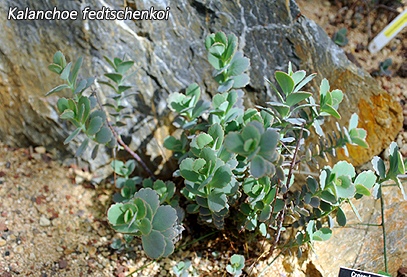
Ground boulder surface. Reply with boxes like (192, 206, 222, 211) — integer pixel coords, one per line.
(0, 0, 402, 175)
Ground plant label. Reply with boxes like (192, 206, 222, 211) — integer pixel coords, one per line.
(339, 267, 387, 277)
(368, 9, 407, 53)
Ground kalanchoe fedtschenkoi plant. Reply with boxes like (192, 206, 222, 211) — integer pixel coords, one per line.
(47, 30, 405, 275)
(173, 260, 191, 277)
(224, 121, 280, 178)
(107, 188, 178, 259)
(371, 58, 392, 77)
(332, 28, 349, 46)
(46, 51, 115, 157)
(46, 51, 181, 259)
(226, 254, 245, 276)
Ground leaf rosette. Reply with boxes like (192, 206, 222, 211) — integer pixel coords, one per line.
(107, 188, 178, 259)
(224, 121, 279, 178)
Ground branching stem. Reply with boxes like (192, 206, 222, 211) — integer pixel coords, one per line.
(94, 90, 156, 180)
(285, 124, 304, 194)
(379, 186, 388, 273)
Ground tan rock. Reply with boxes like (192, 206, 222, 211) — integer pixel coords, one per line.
(14, 245, 24, 254)
(39, 216, 51, 226)
(88, 246, 97, 256)
(34, 146, 46, 154)
(311, 182, 407, 276)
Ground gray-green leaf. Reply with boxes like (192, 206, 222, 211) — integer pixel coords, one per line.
(95, 127, 112, 144)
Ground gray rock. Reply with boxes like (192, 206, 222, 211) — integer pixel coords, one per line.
(0, 0, 402, 176)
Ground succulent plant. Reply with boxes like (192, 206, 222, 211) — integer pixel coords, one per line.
(224, 121, 279, 178)
(205, 31, 250, 93)
(332, 28, 349, 46)
(49, 30, 405, 274)
(107, 188, 178, 259)
(226, 254, 245, 276)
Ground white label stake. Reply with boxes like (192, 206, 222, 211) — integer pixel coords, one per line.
(368, 9, 407, 53)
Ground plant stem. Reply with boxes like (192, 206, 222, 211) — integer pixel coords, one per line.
(344, 223, 381, 227)
(94, 90, 156, 180)
(247, 179, 281, 275)
(379, 186, 388, 273)
(284, 124, 304, 193)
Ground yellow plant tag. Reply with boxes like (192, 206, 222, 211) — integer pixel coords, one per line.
(368, 9, 407, 53)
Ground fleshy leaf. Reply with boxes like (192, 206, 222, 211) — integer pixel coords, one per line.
(232, 74, 250, 88)
(73, 79, 87, 95)
(306, 176, 318, 194)
(142, 230, 166, 259)
(349, 113, 359, 130)
(152, 206, 178, 232)
(196, 133, 213, 149)
(64, 128, 81, 144)
(224, 132, 246, 155)
(95, 127, 112, 144)
(46, 84, 71, 96)
(209, 165, 232, 189)
(336, 206, 346, 226)
(332, 161, 356, 178)
(228, 57, 250, 76)
(355, 184, 371, 196)
(139, 218, 152, 235)
(258, 129, 279, 155)
(208, 123, 224, 150)
(275, 71, 294, 96)
(75, 138, 89, 157)
(335, 175, 355, 199)
(291, 70, 306, 85)
(60, 110, 75, 120)
(180, 158, 201, 183)
(87, 116, 103, 135)
(354, 171, 376, 189)
(285, 91, 312, 106)
(105, 73, 123, 85)
(372, 156, 386, 179)
(250, 155, 267, 178)
(312, 227, 332, 241)
(69, 57, 83, 85)
(135, 188, 160, 215)
(207, 191, 227, 212)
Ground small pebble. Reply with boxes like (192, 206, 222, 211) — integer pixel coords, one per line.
(88, 246, 96, 256)
(29, 253, 36, 260)
(35, 146, 46, 154)
(75, 175, 85, 184)
(32, 153, 42, 161)
(77, 244, 86, 253)
(0, 238, 6, 246)
(56, 246, 64, 252)
(39, 216, 51, 227)
(14, 245, 24, 254)
(59, 260, 67, 269)
(64, 248, 75, 255)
